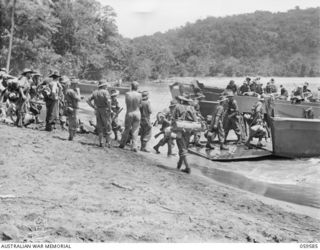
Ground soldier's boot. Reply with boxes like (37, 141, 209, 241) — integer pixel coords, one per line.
(106, 133, 111, 148)
(45, 123, 52, 132)
(257, 138, 264, 148)
(153, 138, 165, 154)
(194, 135, 202, 147)
(205, 137, 215, 149)
(68, 129, 73, 141)
(141, 141, 150, 153)
(206, 140, 215, 149)
(60, 121, 67, 131)
(181, 156, 191, 174)
(153, 142, 161, 154)
(98, 134, 104, 148)
(234, 134, 242, 145)
(35, 116, 40, 124)
(16, 113, 23, 127)
(177, 157, 183, 170)
(68, 132, 74, 141)
(220, 143, 228, 150)
(113, 130, 118, 141)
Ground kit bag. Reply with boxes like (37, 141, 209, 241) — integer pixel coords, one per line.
(173, 120, 202, 132)
(172, 109, 203, 132)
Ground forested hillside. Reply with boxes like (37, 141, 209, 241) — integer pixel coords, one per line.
(128, 7, 320, 79)
(0, 0, 319, 80)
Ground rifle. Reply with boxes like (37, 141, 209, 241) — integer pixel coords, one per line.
(154, 131, 164, 139)
(152, 120, 158, 127)
(112, 107, 123, 120)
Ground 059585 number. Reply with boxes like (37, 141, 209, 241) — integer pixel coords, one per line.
(300, 244, 318, 248)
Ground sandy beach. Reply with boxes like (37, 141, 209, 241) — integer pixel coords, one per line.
(0, 124, 319, 243)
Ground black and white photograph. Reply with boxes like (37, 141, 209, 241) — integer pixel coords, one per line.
(0, 0, 319, 247)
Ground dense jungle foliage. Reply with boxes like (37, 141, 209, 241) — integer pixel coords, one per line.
(0, 0, 319, 80)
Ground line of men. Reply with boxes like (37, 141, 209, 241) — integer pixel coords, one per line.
(0, 68, 268, 175)
(87, 78, 268, 169)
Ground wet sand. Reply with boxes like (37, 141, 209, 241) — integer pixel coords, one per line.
(0, 124, 319, 242)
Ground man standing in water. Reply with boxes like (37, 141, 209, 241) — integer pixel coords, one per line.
(119, 81, 142, 152)
(86, 80, 112, 148)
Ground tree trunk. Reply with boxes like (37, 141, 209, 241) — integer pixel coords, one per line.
(6, 0, 17, 73)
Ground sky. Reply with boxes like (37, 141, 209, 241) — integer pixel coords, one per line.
(99, 0, 320, 38)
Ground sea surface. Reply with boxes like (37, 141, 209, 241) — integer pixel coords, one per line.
(79, 77, 320, 209)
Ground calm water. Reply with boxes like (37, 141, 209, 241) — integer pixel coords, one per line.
(79, 77, 320, 209)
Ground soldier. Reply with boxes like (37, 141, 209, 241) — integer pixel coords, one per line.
(255, 83, 264, 95)
(251, 96, 265, 123)
(86, 80, 112, 148)
(206, 96, 228, 150)
(249, 80, 257, 93)
(302, 82, 312, 101)
(0, 73, 15, 102)
(110, 89, 122, 141)
(16, 68, 34, 127)
(246, 97, 268, 148)
(65, 78, 81, 141)
(59, 76, 71, 130)
(239, 80, 250, 95)
(29, 71, 42, 123)
(225, 92, 242, 144)
(187, 94, 204, 148)
(226, 80, 238, 94)
(153, 100, 177, 156)
(44, 71, 62, 131)
(119, 81, 142, 152)
(140, 91, 152, 152)
(279, 85, 289, 100)
(172, 95, 197, 174)
(269, 78, 277, 93)
(264, 82, 272, 94)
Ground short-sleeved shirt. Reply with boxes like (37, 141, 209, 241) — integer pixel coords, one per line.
(88, 89, 110, 108)
(65, 88, 80, 109)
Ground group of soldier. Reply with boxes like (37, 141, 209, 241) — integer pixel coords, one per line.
(226, 76, 316, 103)
(0, 68, 84, 140)
(0, 68, 292, 174)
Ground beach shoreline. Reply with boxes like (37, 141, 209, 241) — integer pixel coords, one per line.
(0, 124, 319, 242)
